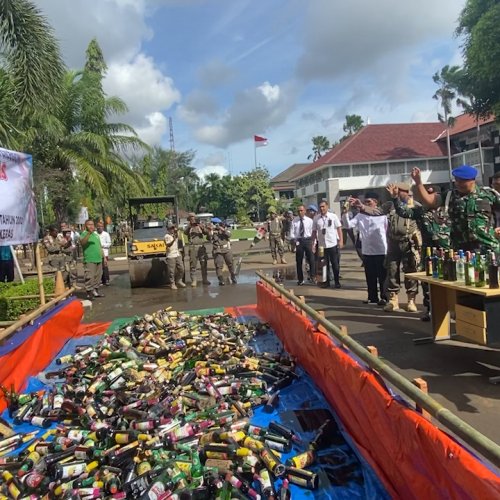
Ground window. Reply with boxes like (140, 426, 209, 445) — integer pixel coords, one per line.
(353, 164, 369, 176)
(388, 162, 405, 174)
(429, 159, 449, 171)
(301, 187, 306, 196)
(406, 160, 425, 172)
(370, 163, 387, 175)
(332, 165, 351, 177)
(313, 183, 319, 193)
(463, 150, 481, 166)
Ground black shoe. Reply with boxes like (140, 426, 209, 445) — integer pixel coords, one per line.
(420, 313, 431, 322)
(377, 299, 387, 306)
(334, 282, 341, 289)
(231, 277, 237, 284)
(363, 300, 378, 305)
(104, 282, 110, 286)
(86, 293, 94, 301)
(218, 280, 225, 286)
(297, 281, 304, 286)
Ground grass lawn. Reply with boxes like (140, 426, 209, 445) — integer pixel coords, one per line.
(231, 228, 257, 239)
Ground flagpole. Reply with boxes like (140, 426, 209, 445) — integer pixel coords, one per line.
(254, 141, 257, 170)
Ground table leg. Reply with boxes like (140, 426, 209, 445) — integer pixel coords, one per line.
(414, 282, 453, 344)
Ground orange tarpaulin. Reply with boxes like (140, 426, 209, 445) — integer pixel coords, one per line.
(256, 282, 500, 499)
(0, 299, 110, 412)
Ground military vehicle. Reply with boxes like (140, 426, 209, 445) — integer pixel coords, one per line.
(127, 196, 181, 287)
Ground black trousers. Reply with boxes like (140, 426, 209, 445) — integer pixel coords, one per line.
(0, 260, 14, 282)
(363, 254, 386, 302)
(296, 239, 315, 282)
(324, 246, 340, 285)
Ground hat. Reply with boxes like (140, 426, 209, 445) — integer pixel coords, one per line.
(268, 207, 277, 214)
(452, 165, 477, 180)
(395, 182, 411, 192)
(364, 191, 379, 200)
(307, 204, 318, 212)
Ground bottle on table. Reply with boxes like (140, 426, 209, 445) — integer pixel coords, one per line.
(489, 251, 499, 289)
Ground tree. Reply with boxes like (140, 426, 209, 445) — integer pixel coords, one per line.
(25, 39, 148, 222)
(342, 114, 364, 136)
(0, 0, 65, 146)
(432, 65, 461, 184)
(307, 136, 330, 161)
(456, 1, 500, 117)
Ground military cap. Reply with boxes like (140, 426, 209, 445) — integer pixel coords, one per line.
(307, 204, 318, 212)
(395, 182, 411, 192)
(452, 165, 477, 180)
(268, 207, 277, 214)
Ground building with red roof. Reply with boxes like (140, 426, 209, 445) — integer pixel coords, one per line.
(285, 114, 497, 214)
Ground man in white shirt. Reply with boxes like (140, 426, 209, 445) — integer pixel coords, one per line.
(164, 224, 186, 289)
(291, 205, 315, 285)
(313, 201, 343, 288)
(344, 192, 388, 305)
(96, 221, 112, 286)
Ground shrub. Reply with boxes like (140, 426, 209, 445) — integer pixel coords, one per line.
(0, 279, 55, 321)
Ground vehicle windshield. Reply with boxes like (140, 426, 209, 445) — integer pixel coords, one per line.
(132, 225, 167, 241)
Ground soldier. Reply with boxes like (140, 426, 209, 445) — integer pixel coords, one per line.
(386, 183, 450, 321)
(43, 225, 72, 285)
(209, 222, 237, 286)
(411, 165, 500, 253)
(267, 208, 287, 265)
(184, 213, 211, 287)
(382, 183, 421, 312)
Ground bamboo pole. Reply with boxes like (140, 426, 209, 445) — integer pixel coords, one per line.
(256, 271, 500, 468)
(5, 294, 56, 300)
(0, 288, 74, 343)
(35, 243, 45, 306)
(10, 246, 24, 284)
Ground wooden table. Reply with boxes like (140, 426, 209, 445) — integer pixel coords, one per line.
(407, 272, 500, 346)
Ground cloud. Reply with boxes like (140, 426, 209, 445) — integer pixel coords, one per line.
(103, 54, 180, 143)
(191, 81, 299, 148)
(196, 165, 229, 180)
(297, 0, 461, 83)
(177, 90, 218, 125)
(198, 59, 237, 88)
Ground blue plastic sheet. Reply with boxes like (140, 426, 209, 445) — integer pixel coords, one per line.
(2, 313, 389, 499)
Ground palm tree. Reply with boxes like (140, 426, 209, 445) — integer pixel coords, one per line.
(0, 0, 65, 147)
(433, 65, 461, 185)
(343, 114, 364, 136)
(26, 70, 148, 222)
(308, 136, 331, 161)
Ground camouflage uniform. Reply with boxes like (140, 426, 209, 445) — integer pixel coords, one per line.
(267, 217, 285, 263)
(184, 223, 210, 285)
(43, 234, 71, 285)
(382, 201, 421, 296)
(210, 226, 236, 285)
(446, 186, 500, 253)
(392, 197, 450, 315)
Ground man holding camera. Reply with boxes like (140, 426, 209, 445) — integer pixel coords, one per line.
(210, 221, 237, 286)
(184, 213, 211, 287)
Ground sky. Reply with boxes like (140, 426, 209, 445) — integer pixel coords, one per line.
(34, 0, 465, 179)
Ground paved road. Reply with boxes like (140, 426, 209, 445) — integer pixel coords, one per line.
(78, 241, 500, 450)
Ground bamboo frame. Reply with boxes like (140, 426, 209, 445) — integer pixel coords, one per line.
(0, 288, 74, 343)
(256, 271, 500, 468)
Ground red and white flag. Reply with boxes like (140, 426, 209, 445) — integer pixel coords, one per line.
(254, 135, 268, 147)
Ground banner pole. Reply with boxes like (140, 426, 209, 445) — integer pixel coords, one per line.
(254, 143, 257, 170)
(35, 243, 46, 305)
(10, 246, 24, 284)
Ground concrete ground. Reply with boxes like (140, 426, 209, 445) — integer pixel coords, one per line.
(75, 240, 500, 449)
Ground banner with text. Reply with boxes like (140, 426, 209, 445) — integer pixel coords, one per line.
(0, 147, 38, 245)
